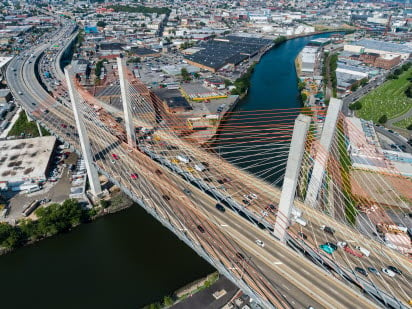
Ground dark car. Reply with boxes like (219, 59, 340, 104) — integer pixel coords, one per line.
(326, 242, 338, 250)
(197, 225, 205, 233)
(31, 102, 36, 106)
(183, 188, 191, 195)
(242, 199, 250, 205)
(367, 267, 379, 275)
(236, 252, 245, 260)
(162, 195, 170, 201)
(155, 169, 163, 175)
(215, 203, 225, 212)
(387, 266, 402, 275)
(298, 232, 307, 240)
(355, 267, 368, 277)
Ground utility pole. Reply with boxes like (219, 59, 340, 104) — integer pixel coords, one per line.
(117, 56, 137, 148)
(273, 114, 311, 242)
(65, 67, 102, 197)
(305, 98, 342, 208)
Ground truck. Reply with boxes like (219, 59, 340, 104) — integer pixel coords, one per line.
(355, 246, 370, 257)
(22, 200, 40, 217)
(344, 245, 364, 258)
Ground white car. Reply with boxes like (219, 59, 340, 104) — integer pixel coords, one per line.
(381, 268, 396, 277)
(249, 193, 258, 199)
(255, 239, 264, 247)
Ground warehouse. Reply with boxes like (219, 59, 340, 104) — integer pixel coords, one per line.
(185, 36, 272, 72)
(0, 136, 56, 187)
(344, 39, 412, 60)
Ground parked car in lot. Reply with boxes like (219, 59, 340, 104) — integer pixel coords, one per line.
(130, 173, 138, 179)
(197, 225, 205, 233)
(367, 267, 380, 275)
(298, 232, 307, 240)
(111, 153, 119, 160)
(320, 225, 335, 235)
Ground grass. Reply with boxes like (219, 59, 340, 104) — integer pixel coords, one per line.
(356, 68, 412, 123)
(8, 111, 42, 138)
(393, 116, 412, 129)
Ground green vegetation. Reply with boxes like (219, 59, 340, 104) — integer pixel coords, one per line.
(8, 111, 48, 138)
(179, 41, 194, 50)
(143, 272, 219, 309)
(356, 67, 412, 123)
(231, 63, 257, 95)
(274, 36, 287, 45)
(336, 122, 357, 225)
(107, 5, 170, 15)
(181, 68, 191, 81)
(95, 59, 105, 81)
(378, 114, 388, 124)
(393, 116, 412, 129)
(329, 54, 338, 97)
(349, 101, 362, 110)
(96, 21, 107, 28)
(0, 199, 92, 250)
(127, 57, 141, 64)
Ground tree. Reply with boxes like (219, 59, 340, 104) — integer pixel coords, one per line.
(394, 68, 402, 76)
(96, 21, 106, 28)
(350, 83, 359, 92)
(378, 115, 388, 124)
(405, 84, 412, 98)
(163, 296, 174, 306)
(224, 79, 233, 87)
(100, 200, 110, 209)
(193, 72, 200, 79)
(181, 68, 191, 81)
(298, 81, 306, 91)
(360, 78, 368, 86)
(300, 92, 307, 102)
(349, 101, 362, 110)
(407, 124, 412, 131)
(274, 36, 287, 45)
(387, 74, 398, 80)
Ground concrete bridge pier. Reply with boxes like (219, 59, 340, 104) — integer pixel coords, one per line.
(117, 56, 136, 148)
(273, 114, 311, 242)
(65, 67, 102, 197)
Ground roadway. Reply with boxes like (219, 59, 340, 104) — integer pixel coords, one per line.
(6, 21, 411, 308)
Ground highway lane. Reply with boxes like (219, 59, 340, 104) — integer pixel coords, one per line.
(6, 22, 408, 308)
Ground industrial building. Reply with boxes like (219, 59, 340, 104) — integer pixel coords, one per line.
(184, 36, 272, 72)
(0, 136, 56, 188)
(344, 39, 412, 60)
(296, 46, 320, 75)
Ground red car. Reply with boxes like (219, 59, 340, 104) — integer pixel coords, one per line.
(61, 123, 67, 128)
(111, 154, 119, 160)
(130, 173, 138, 179)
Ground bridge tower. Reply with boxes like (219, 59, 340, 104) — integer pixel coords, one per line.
(304, 98, 342, 208)
(117, 56, 137, 148)
(273, 114, 311, 242)
(65, 67, 102, 197)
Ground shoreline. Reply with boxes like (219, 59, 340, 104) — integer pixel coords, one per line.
(0, 190, 134, 256)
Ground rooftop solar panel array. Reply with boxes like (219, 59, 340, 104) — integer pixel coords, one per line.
(185, 36, 272, 70)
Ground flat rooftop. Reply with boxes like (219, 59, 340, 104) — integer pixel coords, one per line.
(0, 136, 56, 183)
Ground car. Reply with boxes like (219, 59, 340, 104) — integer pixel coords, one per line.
(355, 267, 368, 277)
(382, 268, 396, 277)
(236, 252, 245, 260)
(255, 239, 264, 247)
(215, 203, 225, 212)
(155, 169, 162, 175)
(242, 199, 250, 205)
(367, 267, 380, 275)
(197, 225, 205, 233)
(337, 241, 347, 248)
(298, 232, 307, 240)
(31, 102, 36, 106)
(320, 225, 335, 235)
(319, 244, 335, 254)
(60, 123, 67, 128)
(130, 173, 138, 179)
(183, 188, 191, 195)
(326, 242, 338, 250)
(249, 193, 258, 199)
(162, 195, 170, 201)
(18, 91, 23, 95)
(387, 266, 402, 275)
(111, 154, 119, 160)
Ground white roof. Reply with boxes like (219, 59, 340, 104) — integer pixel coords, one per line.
(0, 57, 13, 69)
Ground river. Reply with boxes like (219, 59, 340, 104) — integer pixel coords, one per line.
(0, 32, 335, 309)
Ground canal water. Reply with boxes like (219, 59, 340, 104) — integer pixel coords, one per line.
(0, 33, 335, 309)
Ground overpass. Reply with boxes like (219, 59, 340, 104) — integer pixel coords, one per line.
(5, 21, 411, 309)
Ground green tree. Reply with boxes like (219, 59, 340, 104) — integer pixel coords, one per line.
(350, 83, 359, 92)
(96, 21, 106, 27)
(181, 68, 191, 81)
(100, 199, 110, 209)
(405, 84, 412, 98)
(394, 68, 402, 76)
(407, 124, 412, 130)
(274, 36, 287, 45)
(349, 101, 362, 110)
(163, 296, 174, 306)
(360, 78, 368, 86)
(298, 81, 306, 91)
(378, 114, 388, 124)
(300, 92, 307, 102)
